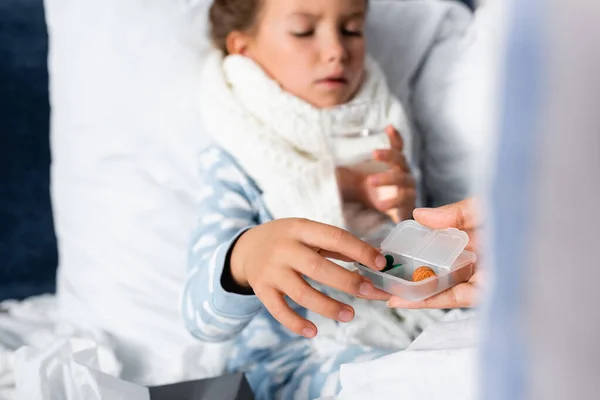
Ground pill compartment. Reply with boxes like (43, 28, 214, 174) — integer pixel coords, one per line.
(355, 220, 476, 302)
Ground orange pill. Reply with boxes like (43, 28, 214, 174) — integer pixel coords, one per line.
(412, 266, 437, 282)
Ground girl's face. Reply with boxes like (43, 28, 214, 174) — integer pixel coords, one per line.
(227, 0, 367, 109)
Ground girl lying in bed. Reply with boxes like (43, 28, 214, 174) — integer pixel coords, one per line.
(183, 0, 431, 398)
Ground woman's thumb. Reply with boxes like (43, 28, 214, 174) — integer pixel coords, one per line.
(413, 198, 477, 231)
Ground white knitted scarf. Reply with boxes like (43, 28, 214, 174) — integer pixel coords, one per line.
(199, 50, 412, 230)
(198, 50, 442, 351)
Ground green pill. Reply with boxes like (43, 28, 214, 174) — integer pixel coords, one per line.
(385, 254, 394, 267)
(382, 255, 395, 272)
(362, 255, 403, 273)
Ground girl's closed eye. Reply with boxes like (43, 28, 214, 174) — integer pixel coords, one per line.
(289, 17, 317, 38)
(292, 29, 314, 38)
(342, 18, 364, 37)
(341, 28, 363, 37)
(292, 28, 363, 38)
(292, 22, 364, 38)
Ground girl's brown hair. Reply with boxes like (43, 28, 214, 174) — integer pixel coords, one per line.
(209, 0, 263, 55)
(209, 0, 370, 55)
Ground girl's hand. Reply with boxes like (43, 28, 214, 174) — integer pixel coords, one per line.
(337, 126, 416, 222)
(229, 218, 390, 338)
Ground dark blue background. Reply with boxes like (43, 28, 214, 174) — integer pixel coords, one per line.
(0, 0, 56, 300)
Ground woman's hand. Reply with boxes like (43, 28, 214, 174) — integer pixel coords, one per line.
(229, 218, 391, 338)
(337, 126, 416, 222)
(387, 198, 481, 309)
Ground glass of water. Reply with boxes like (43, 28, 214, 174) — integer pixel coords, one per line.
(325, 100, 388, 139)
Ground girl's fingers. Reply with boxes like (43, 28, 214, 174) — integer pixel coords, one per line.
(306, 253, 394, 302)
(257, 287, 318, 338)
(276, 272, 356, 323)
(374, 149, 409, 172)
(369, 169, 415, 188)
(373, 149, 410, 172)
(386, 125, 404, 151)
(375, 188, 417, 212)
(385, 208, 401, 224)
(292, 219, 387, 271)
(315, 250, 353, 262)
(290, 243, 389, 300)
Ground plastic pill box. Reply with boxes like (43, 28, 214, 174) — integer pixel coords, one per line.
(356, 220, 476, 302)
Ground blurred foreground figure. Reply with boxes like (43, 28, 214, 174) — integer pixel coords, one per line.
(482, 0, 600, 399)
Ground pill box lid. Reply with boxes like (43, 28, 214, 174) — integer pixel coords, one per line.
(380, 220, 470, 270)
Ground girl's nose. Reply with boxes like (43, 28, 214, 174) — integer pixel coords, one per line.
(323, 33, 348, 64)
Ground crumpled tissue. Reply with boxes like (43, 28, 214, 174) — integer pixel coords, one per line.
(13, 339, 149, 400)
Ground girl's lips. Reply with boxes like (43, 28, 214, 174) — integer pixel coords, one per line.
(317, 77, 348, 87)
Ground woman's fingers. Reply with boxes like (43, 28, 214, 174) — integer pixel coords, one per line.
(463, 230, 478, 252)
(276, 272, 356, 323)
(293, 219, 387, 271)
(387, 281, 477, 309)
(413, 198, 479, 232)
(256, 287, 318, 338)
(413, 199, 480, 252)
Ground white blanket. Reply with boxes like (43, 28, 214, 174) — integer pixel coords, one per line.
(1, 296, 477, 400)
(0, 297, 476, 400)
(336, 312, 478, 400)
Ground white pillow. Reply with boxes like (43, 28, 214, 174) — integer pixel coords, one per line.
(46, 0, 223, 385)
(46, 0, 474, 387)
(366, 0, 475, 207)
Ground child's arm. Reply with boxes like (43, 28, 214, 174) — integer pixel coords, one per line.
(183, 150, 391, 341)
(182, 148, 263, 342)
